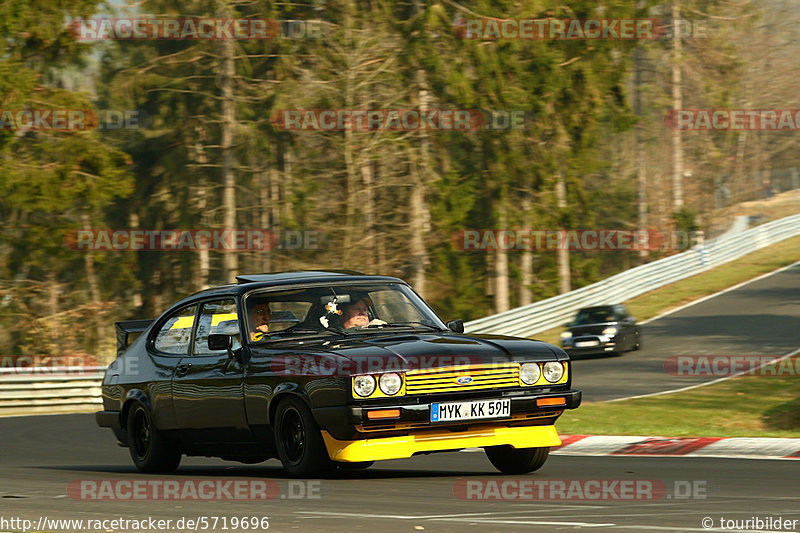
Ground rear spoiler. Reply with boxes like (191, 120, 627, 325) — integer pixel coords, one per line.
(115, 319, 155, 357)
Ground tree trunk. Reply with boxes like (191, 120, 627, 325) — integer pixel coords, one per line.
(409, 153, 427, 292)
(410, 68, 432, 295)
(192, 127, 210, 289)
(519, 192, 533, 305)
(671, 0, 684, 212)
(494, 201, 510, 313)
(220, 28, 237, 281)
(361, 160, 377, 271)
(269, 142, 282, 271)
(81, 213, 102, 349)
(556, 170, 571, 294)
(129, 212, 143, 307)
(259, 166, 271, 273)
(635, 46, 649, 259)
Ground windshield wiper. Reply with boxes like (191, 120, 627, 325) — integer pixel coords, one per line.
(258, 328, 347, 342)
(365, 321, 445, 331)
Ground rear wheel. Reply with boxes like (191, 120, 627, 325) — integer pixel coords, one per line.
(485, 445, 549, 474)
(127, 403, 181, 473)
(274, 397, 333, 477)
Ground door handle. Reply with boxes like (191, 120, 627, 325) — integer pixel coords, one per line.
(176, 363, 192, 376)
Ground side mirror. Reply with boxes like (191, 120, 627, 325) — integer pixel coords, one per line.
(446, 319, 464, 333)
(208, 333, 233, 351)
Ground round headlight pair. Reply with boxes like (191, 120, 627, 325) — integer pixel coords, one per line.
(521, 362, 565, 384)
(353, 373, 402, 397)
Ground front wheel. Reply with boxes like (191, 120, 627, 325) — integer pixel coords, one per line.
(485, 445, 549, 474)
(126, 402, 181, 473)
(274, 397, 333, 477)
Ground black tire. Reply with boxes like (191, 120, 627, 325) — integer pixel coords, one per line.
(485, 445, 549, 474)
(274, 396, 333, 477)
(634, 334, 642, 350)
(126, 402, 181, 473)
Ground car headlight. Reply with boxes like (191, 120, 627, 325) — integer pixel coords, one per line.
(560, 331, 572, 339)
(520, 363, 541, 385)
(602, 327, 618, 336)
(353, 375, 376, 397)
(542, 362, 564, 383)
(379, 373, 402, 395)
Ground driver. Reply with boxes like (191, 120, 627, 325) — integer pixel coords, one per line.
(248, 298, 272, 341)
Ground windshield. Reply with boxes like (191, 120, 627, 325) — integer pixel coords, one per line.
(573, 309, 616, 326)
(243, 283, 447, 343)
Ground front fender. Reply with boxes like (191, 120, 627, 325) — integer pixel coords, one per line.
(267, 383, 314, 426)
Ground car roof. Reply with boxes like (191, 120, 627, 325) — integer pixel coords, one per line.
(235, 270, 368, 284)
(177, 270, 409, 303)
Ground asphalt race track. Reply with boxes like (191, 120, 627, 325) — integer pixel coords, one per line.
(0, 414, 798, 533)
(570, 263, 800, 401)
(1, 264, 799, 533)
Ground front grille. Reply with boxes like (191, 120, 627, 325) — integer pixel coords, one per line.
(404, 363, 519, 395)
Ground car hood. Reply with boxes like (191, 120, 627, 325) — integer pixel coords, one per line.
(265, 332, 565, 373)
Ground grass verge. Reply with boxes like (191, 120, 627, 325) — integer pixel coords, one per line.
(556, 354, 800, 438)
(533, 234, 800, 346)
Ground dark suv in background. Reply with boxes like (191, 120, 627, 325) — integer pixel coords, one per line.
(561, 304, 641, 356)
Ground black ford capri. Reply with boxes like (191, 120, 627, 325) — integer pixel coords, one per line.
(97, 271, 581, 477)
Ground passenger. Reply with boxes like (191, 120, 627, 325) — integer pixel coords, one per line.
(341, 296, 386, 329)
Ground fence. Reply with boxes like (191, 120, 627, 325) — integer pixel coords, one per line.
(0, 368, 105, 416)
(465, 214, 800, 337)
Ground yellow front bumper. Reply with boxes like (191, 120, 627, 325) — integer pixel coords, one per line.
(322, 425, 562, 462)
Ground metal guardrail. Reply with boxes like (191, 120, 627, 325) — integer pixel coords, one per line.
(1, 213, 797, 416)
(465, 214, 800, 337)
(0, 368, 105, 415)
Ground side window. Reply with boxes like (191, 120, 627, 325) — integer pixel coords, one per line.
(194, 299, 241, 356)
(153, 305, 197, 355)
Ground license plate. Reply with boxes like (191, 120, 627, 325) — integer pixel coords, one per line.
(575, 340, 600, 347)
(430, 398, 511, 423)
